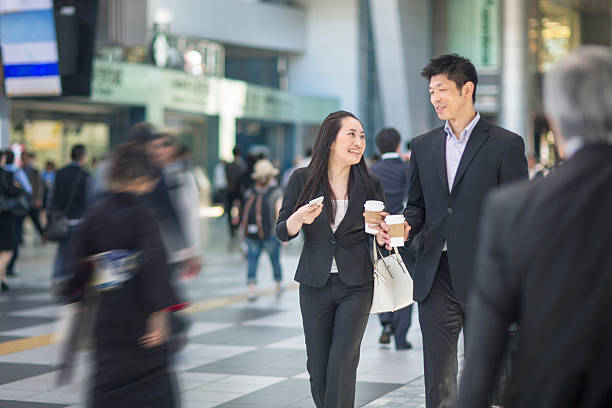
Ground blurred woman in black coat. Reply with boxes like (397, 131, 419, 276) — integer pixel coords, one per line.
(65, 143, 181, 408)
(0, 150, 22, 291)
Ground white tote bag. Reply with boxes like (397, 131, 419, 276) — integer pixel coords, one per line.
(370, 245, 414, 314)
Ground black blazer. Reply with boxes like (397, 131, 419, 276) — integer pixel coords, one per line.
(49, 163, 90, 220)
(404, 118, 528, 303)
(369, 156, 410, 215)
(458, 144, 612, 408)
(277, 167, 384, 287)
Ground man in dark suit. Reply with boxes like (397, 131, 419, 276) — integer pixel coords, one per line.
(457, 46, 612, 408)
(22, 152, 45, 240)
(370, 128, 414, 349)
(377, 54, 528, 407)
(48, 144, 90, 288)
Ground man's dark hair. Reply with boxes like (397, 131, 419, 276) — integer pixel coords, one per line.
(71, 144, 86, 162)
(5, 150, 15, 164)
(375, 128, 401, 154)
(232, 146, 242, 158)
(421, 54, 478, 103)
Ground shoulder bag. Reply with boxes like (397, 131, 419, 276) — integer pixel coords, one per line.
(370, 244, 414, 314)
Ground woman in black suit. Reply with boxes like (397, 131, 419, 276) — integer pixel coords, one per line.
(0, 150, 22, 292)
(277, 111, 384, 408)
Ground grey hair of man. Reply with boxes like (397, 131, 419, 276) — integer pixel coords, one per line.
(544, 45, 612, 146)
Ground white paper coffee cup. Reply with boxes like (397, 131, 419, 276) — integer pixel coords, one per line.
(385, 214, 405, 247)
(364, 200, 384, 234)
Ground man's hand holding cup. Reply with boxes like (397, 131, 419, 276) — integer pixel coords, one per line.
(375, 215, 412, 250)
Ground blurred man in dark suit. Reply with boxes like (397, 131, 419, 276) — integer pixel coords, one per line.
(369, 128, 414, 350)
(457, 46, 612, 408)
(48, 144, 89, 288)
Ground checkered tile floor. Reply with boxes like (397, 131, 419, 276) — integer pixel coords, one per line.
(0, 219, 434, 407)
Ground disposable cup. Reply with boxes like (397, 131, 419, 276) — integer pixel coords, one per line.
(385, 214, 405, 247)
(364, 200, 384, 234)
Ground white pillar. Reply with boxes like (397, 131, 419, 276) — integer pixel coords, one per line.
(501, 0, 528, 141)
(0, 96, 10, 148)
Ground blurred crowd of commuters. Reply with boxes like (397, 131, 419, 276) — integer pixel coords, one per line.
(0, 44, 609, 408)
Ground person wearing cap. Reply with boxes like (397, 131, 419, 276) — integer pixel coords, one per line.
(241, 159, 284, 301)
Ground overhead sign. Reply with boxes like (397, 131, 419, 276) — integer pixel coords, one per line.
(0, 0, 62, 96)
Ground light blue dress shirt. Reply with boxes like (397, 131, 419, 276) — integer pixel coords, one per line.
(4, 164, 32, 195)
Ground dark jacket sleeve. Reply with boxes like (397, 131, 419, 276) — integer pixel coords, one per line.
(136, 208, 178, 314)
(1, 170, 22, 197)
(457, 191, 519, 408)
(276, 170, 302, 242)
(403, 147, 425, 240)
(499, 134, 528, 184)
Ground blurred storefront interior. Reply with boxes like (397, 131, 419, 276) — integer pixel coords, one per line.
(0, 0, 610, 178)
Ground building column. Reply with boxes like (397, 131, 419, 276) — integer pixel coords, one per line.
(0, 96, 10, 148)
(501, 0, 528, 142)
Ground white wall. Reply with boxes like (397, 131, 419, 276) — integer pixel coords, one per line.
(288, 0, 361, 116)
(147, 0, 306, 53)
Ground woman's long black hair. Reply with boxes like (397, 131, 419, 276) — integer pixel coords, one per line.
(294, 110, 381, 223)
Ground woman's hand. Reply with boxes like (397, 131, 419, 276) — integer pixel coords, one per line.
(297, 203, 324, 224)
(140, 310, 169, 349)
(286, 203, 323, 236)
(368, 211, 391, 249)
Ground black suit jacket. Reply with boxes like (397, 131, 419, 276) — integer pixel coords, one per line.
(403, 118, 528, 303)
(49, 163, 90, 220)
(369, 157, 410, 215)
(277, 167, 384, 287)
(458, 144, 612, 408)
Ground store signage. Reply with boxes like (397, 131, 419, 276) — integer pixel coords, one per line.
(91, 59, 337, 124)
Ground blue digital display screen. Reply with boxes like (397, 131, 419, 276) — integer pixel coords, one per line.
(0, 1, 62, 97)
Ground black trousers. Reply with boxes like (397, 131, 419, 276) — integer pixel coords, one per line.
(7, 215, 24, 275)
(418, 252, 467, 408)
(299, 275, 373, 408)
(27, 207, 45, 238)
(378, 304, 413, 347)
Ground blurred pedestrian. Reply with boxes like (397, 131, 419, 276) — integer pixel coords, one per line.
(241, 159, 283, 301)
(0, 150, 23, 291)
(369, 128, 414, 350)
(22, 152, 46, 240)
(457, 46, 612, 408)
(164, 142, 201, 277)
(48, 145, 90, 291)
(224, 146, 247, 241)
(64, 142, 181, 408)
(277, 111, 384, 408)
(3, 150, 32, 277)
(376, 54, 528, 408)
(281, 147, 312, 189)
(212, 159, 227, 204)
(42, 160, 56, 208)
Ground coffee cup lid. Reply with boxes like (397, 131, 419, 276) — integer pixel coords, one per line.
(385, 215, 405, 224)
(364, 200, 384, 210)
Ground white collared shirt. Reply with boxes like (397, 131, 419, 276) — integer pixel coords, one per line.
(330, 199, 348, 274)
(444, 112, 480, 193)
(380, 152, 401, 160)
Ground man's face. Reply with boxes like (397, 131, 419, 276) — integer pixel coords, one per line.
(428, 74, 472, 121)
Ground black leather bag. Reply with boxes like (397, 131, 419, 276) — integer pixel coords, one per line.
(45, 212, 70, 241)
(0, 190, 30, 216)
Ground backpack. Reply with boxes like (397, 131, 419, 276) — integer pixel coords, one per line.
(241, 187, 277, 239)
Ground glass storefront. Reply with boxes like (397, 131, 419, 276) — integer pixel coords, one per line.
(528, 0, 612, 163)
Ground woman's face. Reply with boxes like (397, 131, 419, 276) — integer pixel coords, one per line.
(329, 116, 366, 167)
